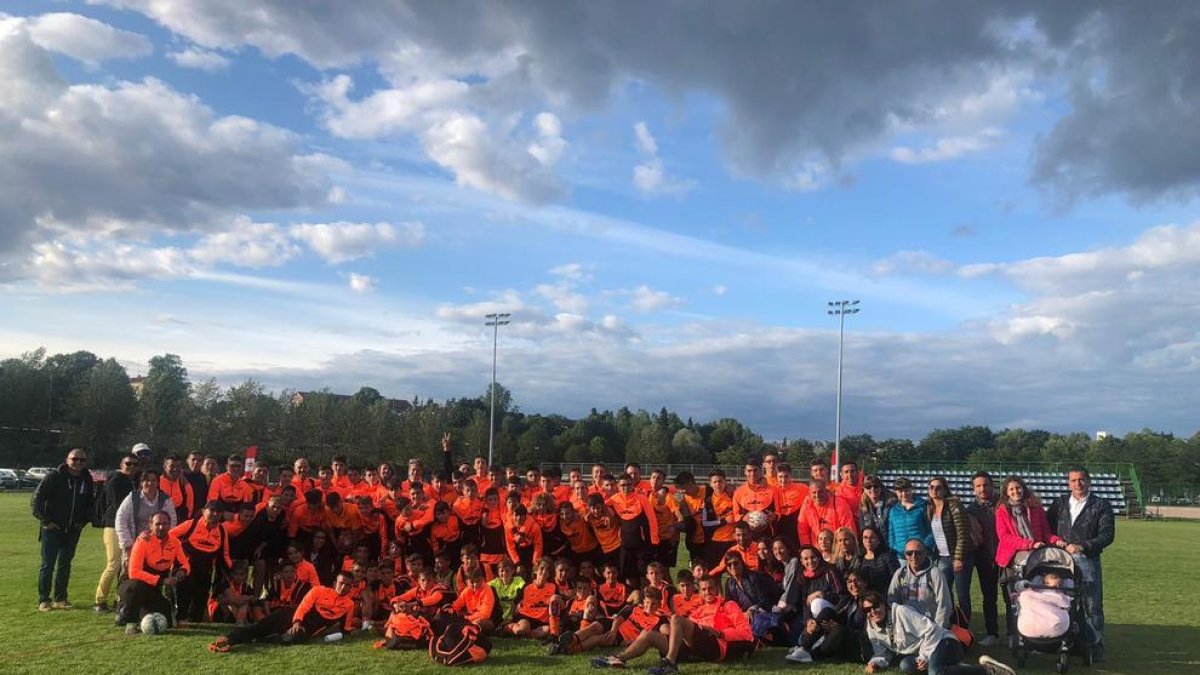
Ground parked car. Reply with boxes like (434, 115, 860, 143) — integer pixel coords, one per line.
(23, 467, 53, 483)
(0, 469, 18, 489)
(89, 469, 111, 485)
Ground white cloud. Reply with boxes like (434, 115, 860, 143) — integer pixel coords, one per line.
(190, 218, 297, 267)
(629, 284, 682, 313)
(347, 273, 376, 293)
(24, 13, 151, 64)
(435, 290, 526, 322)
(535, 282, 588, 314)
(549, 262, 590, 281)
(0, 24, 330, 259)
(168, 46, 232, 71)
(527, 112, 567, 166)
(713, 284, 727, 296)
(632, 121, 695, 196)
(890, 128, 1003, 164)
(289, 221, 424, 264)
(873, 250, 955, 276)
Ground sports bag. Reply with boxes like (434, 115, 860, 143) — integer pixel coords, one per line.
(429, 618, 491, 666)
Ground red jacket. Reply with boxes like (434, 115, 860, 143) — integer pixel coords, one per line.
(994, 502, 1054, 567)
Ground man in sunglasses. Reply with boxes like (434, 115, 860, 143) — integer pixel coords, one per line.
(886, 539, 951, 628)
(31, 448, 95, 611)
(860, 591, 1015, 675)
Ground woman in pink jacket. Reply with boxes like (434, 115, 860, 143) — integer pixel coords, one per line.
(994, 476, 1056, 568)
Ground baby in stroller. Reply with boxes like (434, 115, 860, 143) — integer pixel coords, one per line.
(1009, 547, 1088, 673)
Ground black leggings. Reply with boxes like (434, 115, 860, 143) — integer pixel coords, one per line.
(117, 579, 174, 626)
(179, 549, 220, 621)
(226, 608, 340, 646)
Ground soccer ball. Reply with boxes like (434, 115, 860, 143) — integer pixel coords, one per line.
(140, 612, 168, 635)
(745, 510, 770, 530)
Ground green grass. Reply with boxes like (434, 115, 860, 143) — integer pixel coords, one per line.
(2, 492, 1196, 674)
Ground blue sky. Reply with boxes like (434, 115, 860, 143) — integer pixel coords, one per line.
(2, 2, 1199, 440)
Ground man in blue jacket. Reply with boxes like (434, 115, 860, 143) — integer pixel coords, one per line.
(31, 448, 95, 611)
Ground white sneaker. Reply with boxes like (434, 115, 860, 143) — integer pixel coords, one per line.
(785, 647, 813, 664)
(361, 620, 373, 631)
(979, 655, 1016, 675)
(979, 634, 999, 647)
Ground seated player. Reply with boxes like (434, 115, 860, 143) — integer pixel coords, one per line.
(569, 587, 667, 656)
(707, 522, 760, 576)
(260, 559, 311, 620)
(488, 558, 525, 623)
(393, 569, 447, 618)
(591, 576, 756, 673)
(670, 570, 703, 619)
(448, 568, 502, 634)
(209, 562, 255, 625)
(207, 572, 357, 652)
(507, 558, 556, 639)
(597, 562, 630, 618)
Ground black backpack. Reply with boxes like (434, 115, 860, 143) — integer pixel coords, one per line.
(429, 617, 491, 666)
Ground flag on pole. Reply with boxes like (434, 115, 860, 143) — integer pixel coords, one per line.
(245, 445, 258, 473)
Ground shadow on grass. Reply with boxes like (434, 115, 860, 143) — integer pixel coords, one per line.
(993, 623, 1200, 675)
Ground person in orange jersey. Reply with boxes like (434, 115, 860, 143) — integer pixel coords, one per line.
(733, 458, 778, 539)
(171, 500, 232, 622)
(208, 572, 357, 652)
(507, 558, 557, 639)
(797, 478, 857, 547)
(207, 455, 255, 516)
(703, 469, 737, 569)
(773, 463, 810, 550)
(115, 511, 189, 630)
(449, 567, 501, 633)
(566, 587, 667, 656)
(609, 475, 659, 587)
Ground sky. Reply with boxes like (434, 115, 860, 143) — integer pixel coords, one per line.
(1, 1, 1199, 441)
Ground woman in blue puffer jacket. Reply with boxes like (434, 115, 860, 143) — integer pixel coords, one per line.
(886, 477, 933, 561)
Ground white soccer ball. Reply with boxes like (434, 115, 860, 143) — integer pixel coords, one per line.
(745, 510, 770, 530)
(140, 612, 168, 635)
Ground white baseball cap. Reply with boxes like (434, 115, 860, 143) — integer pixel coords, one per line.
(131, 442, 151, 457)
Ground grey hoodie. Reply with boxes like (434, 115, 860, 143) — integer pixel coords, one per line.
(886, 557, 952, 627)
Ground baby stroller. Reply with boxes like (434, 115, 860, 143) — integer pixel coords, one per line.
(1008, 546, 1091, 673)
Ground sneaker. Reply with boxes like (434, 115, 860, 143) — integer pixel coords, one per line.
(51, 600, 72, 610)
(591, 655, 626, 668)
(647, 658, 678, 675)
(554, 631, 576, 656)
(785, 646, 813, 664)
(978, 634, 999, 647)
(93, 602, 111, 614)
(37, 602, 52, 612)
(978, 655, 1016, 675)
(125, 624, 140, 636)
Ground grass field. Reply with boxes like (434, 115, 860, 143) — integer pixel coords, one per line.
(2, 492, 1196, 675)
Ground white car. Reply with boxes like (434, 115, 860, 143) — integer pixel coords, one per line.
(0, 469, 18, 489)
(23, 467, 53, 483)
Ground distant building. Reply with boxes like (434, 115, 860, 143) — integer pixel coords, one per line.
(1095, 430, 1111, 441)
(129, 375, 145, 399)
(290, 391, 412, 414)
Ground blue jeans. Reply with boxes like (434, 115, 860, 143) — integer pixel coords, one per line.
(38, 526, 82, 603)
(953, 553, 975, 627)
(1076, 555, 1104, 648)
(901, 638, 989, 675)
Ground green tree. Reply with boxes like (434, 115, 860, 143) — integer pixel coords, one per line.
(63, 358, 136, 463)
(45, 350, 99, 423)
(670, 427, 710, 463)
(352, 386, 384, 407)
(137, 354, 190, 451)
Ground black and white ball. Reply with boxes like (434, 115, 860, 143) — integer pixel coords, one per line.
(140, 612, 168, 635)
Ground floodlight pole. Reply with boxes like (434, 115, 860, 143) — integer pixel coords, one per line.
(827, 300, 860, 473)
(485, 313, 511, 468)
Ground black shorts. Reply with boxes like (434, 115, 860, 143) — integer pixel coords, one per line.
(657, 540, 679, 569)
(681, 627, 722, 662)
(516, 614, 548, 629)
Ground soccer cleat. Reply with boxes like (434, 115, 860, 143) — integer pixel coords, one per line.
(125, 624, 140, 636)
(93, 602, 111, 614)
(978, 655, 1016, 675)
(785, 646, 813, 663)
(207, 638, 230, 653)
(647, 658, 679, 675)
(591, 655, 627, 668)
(37, 602, 52, 612)
(52, 600, 72, 610)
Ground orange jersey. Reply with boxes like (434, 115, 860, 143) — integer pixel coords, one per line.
(287, 503, 327, 538)
(452, 496, 484, 526)
(505, 518, 543, 563)
(170, 517, 233, 568)
(708, 489, 737, 542)
(328, 476, 354, 498)
(295, 559, 322, 588)
(774, 483, 810, 516)
(671, 591, 704, 618)
(394, 504, 435, 539)
(293, 586, 356, 631)
(430, 515, 462, 552)
(515, 580, 556, 623)
(452, 584, 497, 625)
(585, 508, 622, 553)
(267, 577, 310, 609)
(732, 482, 777, 519)
(608, 492, 660, 545)
(560, 516, 598, 554)
(598, 581, 628, 615)
(159, 476, 194, 518)
(453, 565, 495, 591)
(618, 605, 665, 642)
(398, 583, 447, 608)
(324, 504, 364, 532)
(128, 532, 190, 585)
(707, 543, 760, 576)
(797, 495, 857, 546)
(649, 493, 681, 541)
(208, 473, 255, 506)
(680, 491, 706, 544)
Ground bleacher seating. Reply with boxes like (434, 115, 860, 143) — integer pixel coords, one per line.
(874, 468, 1128, 516)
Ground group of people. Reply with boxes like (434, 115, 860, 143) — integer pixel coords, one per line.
(30, 442, 1113, 674)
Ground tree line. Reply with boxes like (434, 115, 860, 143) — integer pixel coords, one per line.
(2, 348, 1198, 498)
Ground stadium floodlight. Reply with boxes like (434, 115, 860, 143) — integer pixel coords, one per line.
(485, 313, 511, 468)
(826, 300, 860, 473)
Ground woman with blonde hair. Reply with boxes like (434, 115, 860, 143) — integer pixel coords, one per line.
(832, 526, 860, 573)
(815, 528, 836, 564)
